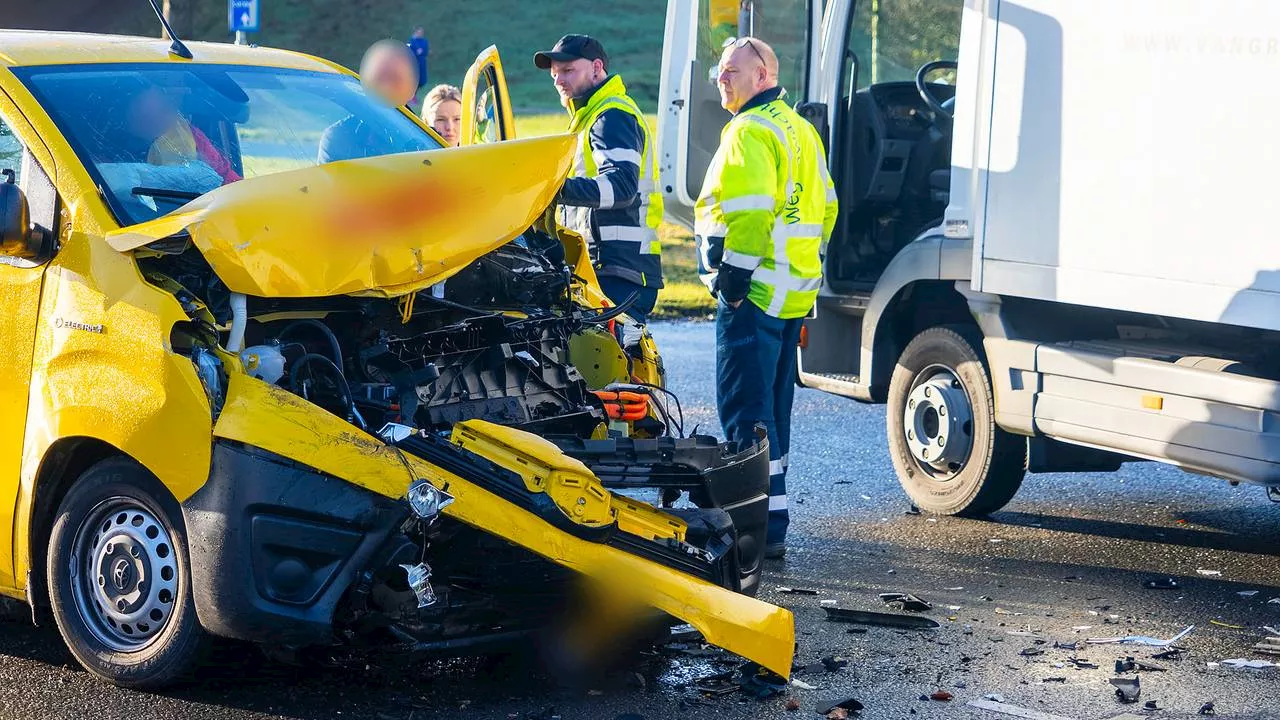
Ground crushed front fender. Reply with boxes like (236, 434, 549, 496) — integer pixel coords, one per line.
(210, 373, 796, 677)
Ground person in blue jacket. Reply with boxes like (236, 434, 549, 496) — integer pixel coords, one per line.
(407, 26, 430, 101)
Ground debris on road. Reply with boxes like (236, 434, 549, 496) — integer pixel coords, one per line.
(966, 699, 1075, 720)
(816, 698, 864, 718)
(1209, 620, 1245, 629)
(667, 623, 702, 643)
(1237, 590, 1259, 598)
(1020, 647, 1046, 657)
(822, 607, 941, 630)
(1196, 569, 1223, 577)
(984, 694, 1007, 703)
(930, 690, 953, 702)
(1199, 702, 1216, 715)
(1152, 648, 1185, 660)
(1115, 656, 1166, 673)
(791, 679, 818, 690)
(821, 656, 849, 673)
(1254, 636, 1280, 656)
(738, 663, 789, 698)
(1109, 677, 1141, 703)
(1144, 700, 1159, 711)
(779, 587, 820, 596)
(1068, 657, 1099, 670)
(994, 608, 1023, 616)
(1220, 658, 1280, 670)
(693, 670, 739, 697)
(1087, 625, 1194, 647)
(878, 593, 931, 612)
(786, 697, 802, 712)
(1143, 578, 1180, 590)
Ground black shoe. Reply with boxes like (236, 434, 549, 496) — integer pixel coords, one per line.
(764, 542, 786, 559)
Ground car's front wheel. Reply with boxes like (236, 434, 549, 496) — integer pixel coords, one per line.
(886, 325, 1026, 516)
(47, 457, 207, 687)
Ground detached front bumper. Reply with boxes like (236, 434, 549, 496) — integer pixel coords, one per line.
(553, 434, 770, 597)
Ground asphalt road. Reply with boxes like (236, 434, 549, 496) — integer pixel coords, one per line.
(2, 321, 1279, 720)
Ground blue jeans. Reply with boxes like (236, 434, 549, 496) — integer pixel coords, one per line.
(599, 276, 658, 324)
(715, 297, 802, 545)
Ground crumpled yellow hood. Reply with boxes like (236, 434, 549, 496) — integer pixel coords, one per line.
(106, 135, 575, 298)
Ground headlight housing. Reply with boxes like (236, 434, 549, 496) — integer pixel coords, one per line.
(406, 479, 454, 521)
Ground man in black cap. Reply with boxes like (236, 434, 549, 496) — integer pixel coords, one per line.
(534, 35, 665, 332)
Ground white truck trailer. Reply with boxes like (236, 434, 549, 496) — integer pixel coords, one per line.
(659, 0, 1280, 514)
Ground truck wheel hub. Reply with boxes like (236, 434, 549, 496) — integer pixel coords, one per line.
(72, 500, 178, 652)
(903, 366, 974, 479)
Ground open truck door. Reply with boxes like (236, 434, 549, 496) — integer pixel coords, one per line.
(461, 45, 517, 145)
(658, 0, 824, 229)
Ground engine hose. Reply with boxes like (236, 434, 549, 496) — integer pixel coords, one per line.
(289, 353, 356, 422)
(277, 319, 344, 370)
(226, 293, 247, 352)
(578, 292, 638, 326)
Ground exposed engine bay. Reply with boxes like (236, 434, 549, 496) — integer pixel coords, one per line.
(144, 234, 770, 652)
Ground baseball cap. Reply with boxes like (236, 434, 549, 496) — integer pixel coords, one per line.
(534, 34, 609, 70)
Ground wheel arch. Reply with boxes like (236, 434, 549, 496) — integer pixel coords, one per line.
(24, 437, 128, 622)
(858, 236, 974, 400)
(867, 280, 975, 400)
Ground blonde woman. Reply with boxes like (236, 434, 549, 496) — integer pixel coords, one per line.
(421, 84, 463, 147)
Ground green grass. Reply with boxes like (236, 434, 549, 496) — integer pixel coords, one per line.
(520, 113, 714, 320)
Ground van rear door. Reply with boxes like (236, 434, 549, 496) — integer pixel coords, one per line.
(658, 0, 822, 229)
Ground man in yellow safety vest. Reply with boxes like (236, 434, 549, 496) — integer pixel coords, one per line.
(695, 37, 838, 558)
(535, 34, 665, 336)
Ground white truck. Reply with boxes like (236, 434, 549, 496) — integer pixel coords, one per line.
(659, 0, 1280, 514)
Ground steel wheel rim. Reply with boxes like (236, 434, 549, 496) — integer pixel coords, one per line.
(69, 497, 179, 652)
(902, 363, 975, 481)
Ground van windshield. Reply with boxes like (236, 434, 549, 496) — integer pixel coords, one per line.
(17, 63, 443, 226)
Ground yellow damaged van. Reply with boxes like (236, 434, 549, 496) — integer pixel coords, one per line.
(0, 30, 790, 687)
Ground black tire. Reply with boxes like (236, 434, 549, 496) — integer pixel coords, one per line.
(886, 325, 1026, 516)
(47, 457, 208, 688)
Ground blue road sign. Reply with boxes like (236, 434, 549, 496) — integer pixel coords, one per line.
(229, 0, 259, 32)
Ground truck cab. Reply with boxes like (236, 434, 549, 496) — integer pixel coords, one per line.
(661, 0, 1280, 514)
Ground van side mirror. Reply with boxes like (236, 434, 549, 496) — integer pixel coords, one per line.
(0, 169, 37, 259)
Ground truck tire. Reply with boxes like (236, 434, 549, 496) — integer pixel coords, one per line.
(47, 457, 208, 688)
(886, 325, 1025, 516)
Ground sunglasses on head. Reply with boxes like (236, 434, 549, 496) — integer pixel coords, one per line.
(722, 36, 766, 66)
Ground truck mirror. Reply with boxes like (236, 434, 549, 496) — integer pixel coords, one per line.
(0, 169, 38, 260)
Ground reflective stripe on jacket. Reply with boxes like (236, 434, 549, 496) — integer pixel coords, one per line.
(557, 75, 664, 288)
(695, 88, 838, 319)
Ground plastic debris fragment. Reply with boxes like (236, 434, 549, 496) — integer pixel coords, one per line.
(399, 562, 437, 608)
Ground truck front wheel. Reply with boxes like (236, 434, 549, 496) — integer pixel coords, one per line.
(47, 457, 208, 687)
(886, 325, 1025, 516)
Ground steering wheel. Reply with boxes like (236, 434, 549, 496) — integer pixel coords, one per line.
(915, 60, 958, 121)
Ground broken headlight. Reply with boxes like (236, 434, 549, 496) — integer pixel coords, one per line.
(406, 479, 454, 521)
